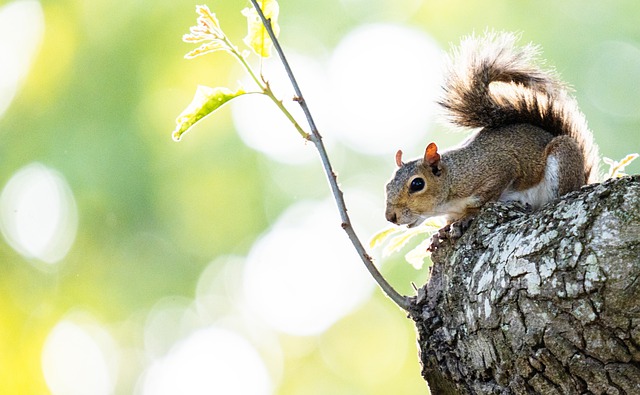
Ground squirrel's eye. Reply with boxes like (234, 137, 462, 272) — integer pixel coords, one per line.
(409, 178, 425, 192)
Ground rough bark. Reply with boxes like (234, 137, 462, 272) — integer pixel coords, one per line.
(410, 175, 640, 394)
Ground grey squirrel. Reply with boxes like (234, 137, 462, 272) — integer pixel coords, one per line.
(384, 32, 600, 245)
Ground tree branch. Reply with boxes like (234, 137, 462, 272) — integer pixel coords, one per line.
(249, 0, 412, 312)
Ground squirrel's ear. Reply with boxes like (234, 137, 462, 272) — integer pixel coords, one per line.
(395, 150, 404, 167)
(424, 142, 442, 176)
(424, 143, 440, 166)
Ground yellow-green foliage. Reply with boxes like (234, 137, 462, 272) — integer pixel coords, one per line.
(604, 153, 639, 179)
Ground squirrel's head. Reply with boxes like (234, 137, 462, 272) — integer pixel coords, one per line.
(385, 142, 448, 227)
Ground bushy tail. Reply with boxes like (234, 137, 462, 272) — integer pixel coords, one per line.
(439, 32, 599, 182)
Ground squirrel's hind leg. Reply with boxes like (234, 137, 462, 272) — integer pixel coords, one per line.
(544, 135, 586, 196)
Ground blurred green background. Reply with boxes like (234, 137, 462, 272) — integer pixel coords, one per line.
(1, 0, 639, 393)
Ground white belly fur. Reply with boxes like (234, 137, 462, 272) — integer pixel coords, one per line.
(499, 155, 560, 210)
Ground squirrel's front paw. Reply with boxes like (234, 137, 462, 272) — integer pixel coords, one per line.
(427, 216, 475, 252)
(449, 215, 475, 238)
(427, 226, 448, 252)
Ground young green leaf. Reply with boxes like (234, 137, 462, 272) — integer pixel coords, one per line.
(405, 238, 432, 270)
(172, 86, 246, 141)
(422, 218, 447, 229)
(382, 227, 425, 257)
(370, 218, 442, 267)
(241, 0, 280, 57)
(183, 5, 231, 59)
(369, 226, 402, 249)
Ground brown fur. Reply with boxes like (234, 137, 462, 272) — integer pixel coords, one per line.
(385, 32, 600, 227)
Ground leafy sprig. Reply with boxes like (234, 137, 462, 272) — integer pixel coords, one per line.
(172, 1, 308, 142)
(604, 153, 639, 179)
(172, 2, 412, 311)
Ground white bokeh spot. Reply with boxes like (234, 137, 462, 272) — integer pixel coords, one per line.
(327, 23, 443, 155)
(42, 317, 118, 395)
(232, 54, 329, 164)
(233, 26, 442, 161)
(0, 163, 78, 264)
(141, 327, 271, 395)
(0, 0, 45, 118)
(243, 198, 374, 336)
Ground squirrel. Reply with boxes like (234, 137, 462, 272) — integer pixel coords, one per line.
(384, 32, 600, 245)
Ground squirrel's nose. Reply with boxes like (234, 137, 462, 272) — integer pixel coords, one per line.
(386, 210, 398, 224)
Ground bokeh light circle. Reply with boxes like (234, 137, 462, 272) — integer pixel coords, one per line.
(232, 54, 330, 164)
(0, 0, 44, 118)
(0, 163, 78, 264)
(243, 199, 374, 336)
(143, 296, 193, 360)
(42, 317, 118, 395)
(327, 23, 442, 155)
(141, 327, 271, 395)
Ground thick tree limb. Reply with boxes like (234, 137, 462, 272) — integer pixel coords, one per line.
(414, 176, 640, 394)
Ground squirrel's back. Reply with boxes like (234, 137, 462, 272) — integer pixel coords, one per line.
(439, 32, 599, 183)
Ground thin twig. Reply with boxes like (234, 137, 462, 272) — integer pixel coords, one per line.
(249, 0, 412, 312)
(224, 38, 310, 140)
